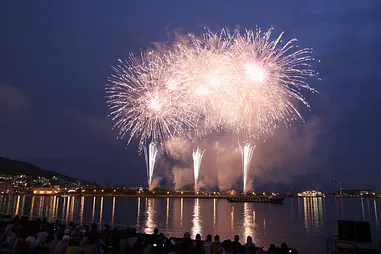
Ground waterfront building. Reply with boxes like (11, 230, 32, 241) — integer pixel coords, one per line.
(297, 190, 325, 197)
(32, 187, 58, 195)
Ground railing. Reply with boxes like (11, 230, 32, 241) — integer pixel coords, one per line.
(326, 237, 380, 254)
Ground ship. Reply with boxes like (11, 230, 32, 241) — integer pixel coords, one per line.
(226, 196, 285, 204)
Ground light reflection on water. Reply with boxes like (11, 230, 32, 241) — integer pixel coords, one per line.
(243, 203, 254, 241)
(111, 197, 115, 226)
(166, 198, 170, 227)
(231, 206, 234, 232)
(136, 197, 141, 228)
(303, 197, 324, 232)
(0, 196, 380, 254)
(144, 198, 156, 234)
(191, 198, 202, 238)
(180, 198, 183, 227)
(374, 200, 379, 231)
(91, 197, 95, 222)
(99, 197, 104, 227)
(15, 196, 20, 216)
(213, 198, 217, 232)
(80, 196, 84, 225)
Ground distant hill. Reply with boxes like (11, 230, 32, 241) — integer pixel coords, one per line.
(0, 157, 96, 186)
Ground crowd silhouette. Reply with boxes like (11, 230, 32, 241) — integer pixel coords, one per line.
(0, 215, 298, 254)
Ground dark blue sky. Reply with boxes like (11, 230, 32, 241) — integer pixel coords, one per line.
(1, 1, 381, 190)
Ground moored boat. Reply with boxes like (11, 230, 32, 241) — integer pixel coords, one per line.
(227, 196, 284, 204)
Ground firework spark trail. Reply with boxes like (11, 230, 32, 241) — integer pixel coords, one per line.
(143, 142, 158, 191)
(192, 147, 205, 192)
(238, 143, 256, 194)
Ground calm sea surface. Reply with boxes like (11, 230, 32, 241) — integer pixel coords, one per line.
(0, 195, 380, 254)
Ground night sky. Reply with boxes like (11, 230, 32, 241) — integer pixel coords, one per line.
(1, 1, 381, 191)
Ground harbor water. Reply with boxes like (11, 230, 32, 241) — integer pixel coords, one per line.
(0, 195, 380, 254)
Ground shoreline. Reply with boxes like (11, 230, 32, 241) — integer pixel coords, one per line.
(0, 193, 380, 199)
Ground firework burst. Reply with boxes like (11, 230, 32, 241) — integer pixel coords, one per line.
(203, 27, 317, 138)
(106, 25, 318, 152)
(106, 54, 198, 149)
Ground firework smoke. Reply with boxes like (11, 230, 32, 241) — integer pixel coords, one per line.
(143, 142, 158, 190)
(192, 147, 205, 192)
(238, 143, 256, 194)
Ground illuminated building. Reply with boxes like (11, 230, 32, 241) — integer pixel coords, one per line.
(297, 190, 325, 197)
(32, 188, 58, 195)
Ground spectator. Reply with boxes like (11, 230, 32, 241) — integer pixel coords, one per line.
(53, 235, 70, 254)
(222, 239, 232, 254)
(191, 235, 205, 254)
(267, 244, 276, 254)
(127, 228, 138, 248)
(66, 239, 82, 254)
(179, 232, 192, 254)
(212, 235, 222, 254)
(84, 237, 97, 254)
(25, 232, 37, 251)
(279, 242, 289, 254)
(231, 235, 243, 254)
(204, 234, 213, 254)
(79, 232, 89, 248)
(244, 236, 256, 254)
